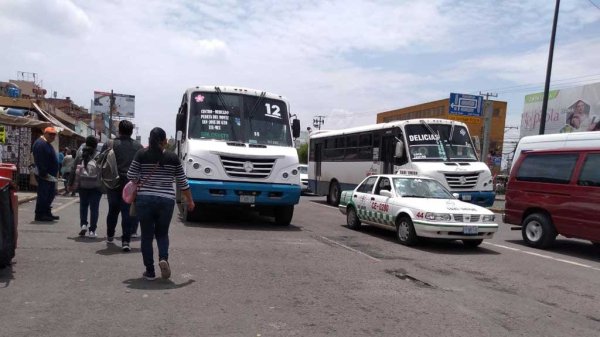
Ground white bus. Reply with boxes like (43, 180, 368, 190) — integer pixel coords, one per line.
(308, 118, 495, 207)
(175, 86, 301, 225)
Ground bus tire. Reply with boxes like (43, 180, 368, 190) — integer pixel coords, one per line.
(346, 206, 361, 230)
(396, 216, 418, 246)
(327, 181, 341, 206)
(274, 205, 294, 226)
(521, 213, 556, 249)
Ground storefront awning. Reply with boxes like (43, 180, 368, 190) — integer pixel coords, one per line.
(0, 112, 52, 128)
(32, 102, 80, 137)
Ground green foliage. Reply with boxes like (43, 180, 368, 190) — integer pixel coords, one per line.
(297, 143, 308, 164)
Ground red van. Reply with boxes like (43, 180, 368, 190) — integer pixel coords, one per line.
(504, 148, 600, 250)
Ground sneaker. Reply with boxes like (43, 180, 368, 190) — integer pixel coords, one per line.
(88, 231, 97, 238)
(122, 242, 131, 252)
(78, 225, 88, 236)
(158, 260, 171, 279)
(130, 232, 138, 238)
(106, 236, 115, 244)
(143, 271, 156, 281)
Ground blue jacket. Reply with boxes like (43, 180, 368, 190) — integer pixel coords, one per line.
(32, 137, 59, 178)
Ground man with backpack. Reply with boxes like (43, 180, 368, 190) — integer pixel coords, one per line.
(67, 136, 102, 237)
(100, 120, 143, 251)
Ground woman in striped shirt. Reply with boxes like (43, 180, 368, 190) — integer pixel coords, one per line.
(127, 127, 195, 280)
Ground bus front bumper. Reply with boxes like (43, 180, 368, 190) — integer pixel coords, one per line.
(188, 179, 301, 206)
(455, 191, 495, 207)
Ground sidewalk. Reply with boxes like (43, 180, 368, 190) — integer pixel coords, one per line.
(16, 188, 68, 205)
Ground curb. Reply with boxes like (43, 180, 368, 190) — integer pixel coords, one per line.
(17, 188, 67, 205)
(490, 208, 504, 214)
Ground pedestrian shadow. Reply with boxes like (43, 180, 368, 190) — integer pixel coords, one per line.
(66, 236, 106, 243)
(95, 245, 141, 255)
(0, 264, 15, 288)
(123, 277, 195, 290)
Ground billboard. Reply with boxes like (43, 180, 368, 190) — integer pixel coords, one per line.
(92, 91, 135, 118)
(520, 82, 600, 137)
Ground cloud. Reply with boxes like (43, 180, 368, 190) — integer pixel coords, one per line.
(170, 36, 230, 60)
(0, 0, 91, 37)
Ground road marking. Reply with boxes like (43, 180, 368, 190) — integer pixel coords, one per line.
(317, 235, 381, 262)
(52, 198, 79, 212)
(483, 242, 600, 272)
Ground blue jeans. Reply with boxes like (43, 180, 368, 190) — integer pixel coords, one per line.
(135, 195, 175, 273)
(78, 188, 102, 231)
(106, 184, 138, 243)
(35, 177, 56, 217)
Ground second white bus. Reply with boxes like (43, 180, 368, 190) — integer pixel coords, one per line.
(308, 118, 495, 207)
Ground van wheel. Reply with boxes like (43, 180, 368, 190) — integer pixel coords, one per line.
(462, 239, 483, 248)
(521, 213, 557, 249)
(346, 206, 361, 230)
(592, 242, 600, 253)
(396, 216, 418, 246)
(327, 181, 341, 206)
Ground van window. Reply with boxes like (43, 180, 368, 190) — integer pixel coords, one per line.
(577, 154, 600, 187)
(516, 154, 578, 184)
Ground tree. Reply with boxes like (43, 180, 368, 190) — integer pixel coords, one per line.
(297, 143, 308, 164)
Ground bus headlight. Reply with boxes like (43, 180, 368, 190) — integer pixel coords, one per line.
(425, 213, 451, 221)
(192, 163, 200, 169)
(291, 169, 298, 175)
(482, 214, 495, 222)
(283, 172, 289, 179)
(204, 167, 212, 175)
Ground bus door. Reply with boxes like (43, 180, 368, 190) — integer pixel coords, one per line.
(381, 136, 396, 174)
(315, 142, 323, 194)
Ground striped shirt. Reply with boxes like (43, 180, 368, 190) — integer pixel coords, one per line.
(127, 148, 190, 200)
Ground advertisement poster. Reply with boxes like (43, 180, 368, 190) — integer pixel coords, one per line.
(520, 82, 600, 137)
(92, 91, 135, 118)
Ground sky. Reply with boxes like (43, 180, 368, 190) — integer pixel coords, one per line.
(0, 0, 599, 145)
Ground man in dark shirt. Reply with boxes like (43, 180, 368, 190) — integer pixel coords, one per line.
(101, 120, 143, 251)
(32, 127, 60, 222)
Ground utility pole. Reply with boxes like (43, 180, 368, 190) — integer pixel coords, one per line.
(540, 0, 560, 135)
(109, 90, 115, 140)
(479, 92, 498, 164)
(313, 115, 326, 130)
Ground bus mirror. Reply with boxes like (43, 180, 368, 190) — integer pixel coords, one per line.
(176, 114, 185, 132)
(394, 141, 404, 158)
(176, 130, 182, 141)
(292, 119, 300, 138)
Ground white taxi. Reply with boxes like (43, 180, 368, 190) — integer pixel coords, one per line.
(338, 174, 498, 247)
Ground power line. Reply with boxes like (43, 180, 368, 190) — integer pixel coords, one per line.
(473, 73, 600, 93)
(588, 0, 600, 10)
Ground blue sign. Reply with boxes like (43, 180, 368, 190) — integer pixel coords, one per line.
(449, 93, 483, 117)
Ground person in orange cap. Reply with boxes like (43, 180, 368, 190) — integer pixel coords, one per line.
(32, 127, 60, 221)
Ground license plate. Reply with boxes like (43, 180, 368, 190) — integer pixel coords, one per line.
(462, 194, 472, 201)
(240, 195, 255, 204)
(463, 225, 478, 235)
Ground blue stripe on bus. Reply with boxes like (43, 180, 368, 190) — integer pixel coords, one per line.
(188, 179, 300, 205)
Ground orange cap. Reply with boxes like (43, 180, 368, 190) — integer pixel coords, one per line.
(44, 127, 57, 134)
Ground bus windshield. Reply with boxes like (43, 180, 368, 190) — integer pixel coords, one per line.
(188, 92, 292, 146)
(405, 123, 478, 162)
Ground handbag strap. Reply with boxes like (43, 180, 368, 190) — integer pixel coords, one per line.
(137, 162, 160, 190)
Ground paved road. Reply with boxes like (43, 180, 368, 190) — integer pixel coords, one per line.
(1, 195, 599, 336)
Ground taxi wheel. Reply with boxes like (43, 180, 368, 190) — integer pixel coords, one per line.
(521, 213, 557, 249)
(396, 216, 418, 246)
(346, 206, 361, 230)
(462, 239, 483, 248)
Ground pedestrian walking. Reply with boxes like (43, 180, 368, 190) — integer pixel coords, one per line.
(127, 127, 194, 280)
(68, 136, 102, 238)
(61, 148, 75, 195)
(101, 120, 143, 251)
(32, 127, 59, 222)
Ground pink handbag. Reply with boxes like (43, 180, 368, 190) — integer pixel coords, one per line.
(123, 163, 159, 204)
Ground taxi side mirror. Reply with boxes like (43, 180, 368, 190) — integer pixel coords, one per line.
(380, 190, 394, 198)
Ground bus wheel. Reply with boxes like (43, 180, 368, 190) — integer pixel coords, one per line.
(274, 205, 294, 226)
(346, 206, 361, 230)
(396, 216, 418, 246)
(327, 181, 341, 206)
(521, 213, 556, 249)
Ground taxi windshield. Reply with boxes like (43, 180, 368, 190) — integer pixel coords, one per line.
(393, 177, 454, 199)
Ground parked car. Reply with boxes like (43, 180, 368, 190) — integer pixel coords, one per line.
(338, 174, 498, 247)
(504, 147, 600, 250)
(299, 164, 309, 194)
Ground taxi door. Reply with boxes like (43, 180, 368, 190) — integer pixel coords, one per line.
(354, 176, 378, 221)
(370, 177, 395, 228)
